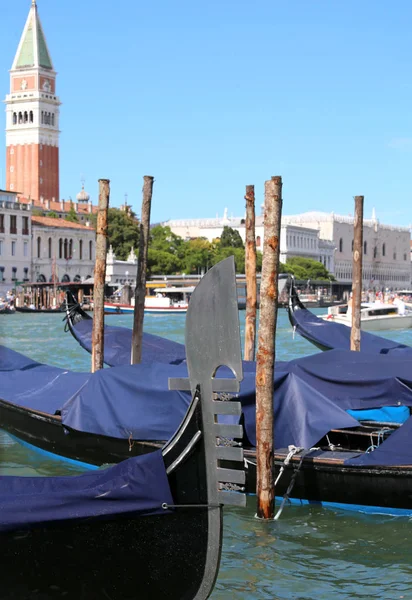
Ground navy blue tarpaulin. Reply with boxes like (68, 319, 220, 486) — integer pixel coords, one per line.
(2, 345, 412, 466)
(0, 449, 172, 532)
(72, 319, 186, 367)
(290, 305, 412, 355)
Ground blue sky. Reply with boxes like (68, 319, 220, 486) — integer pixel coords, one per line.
(1, 0, 412, 226)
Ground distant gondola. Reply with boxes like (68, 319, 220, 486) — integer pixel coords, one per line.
(0, 258, 246, 599)
(15, 305, 65, 313)
(287, 278, 412, 355)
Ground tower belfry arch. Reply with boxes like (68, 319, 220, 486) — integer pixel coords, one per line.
(5, 0, 60, 203)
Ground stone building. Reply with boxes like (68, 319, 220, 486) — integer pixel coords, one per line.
(31, 216, 95, 283)
(283, 211, 411, 290)
(0, 189, 32, 295)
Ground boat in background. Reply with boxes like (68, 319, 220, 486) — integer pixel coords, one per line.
(104, 285, 195, 314)
(287, 277, 412, 354)
(320, 299, 412, 331)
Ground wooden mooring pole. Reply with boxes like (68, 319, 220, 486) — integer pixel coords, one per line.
(256, 176, 283, 519)
(131, 176, 154, 364)
(91, 179, 110, 373)
(350, 195, 364, 352)
(244, 185, 257, 361)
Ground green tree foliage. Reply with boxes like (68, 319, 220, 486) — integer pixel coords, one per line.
(46, 211, 58, 218)
(107, 208, 140, 260)
(181, 238, 214, 274)
(65, 202, 79, 223)
(219, 226, 244, 248)
(283, 256, 335, 280)
(148, 225, 185, 274)
(32, 209, 45, 217)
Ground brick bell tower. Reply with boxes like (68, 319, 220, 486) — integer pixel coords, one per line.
(5, 0, 60, 203)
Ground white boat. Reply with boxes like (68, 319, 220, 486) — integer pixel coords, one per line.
(104, 286, 195, 315)
(144, 286, 194, 314)
(321, 300, 412, 331)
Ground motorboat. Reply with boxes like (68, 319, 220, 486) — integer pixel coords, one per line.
(321, 299, 412, 331)
(104, 285, 195, 315)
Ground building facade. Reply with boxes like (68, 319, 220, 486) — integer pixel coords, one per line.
(0, 189, 32, 295)
(283, 211, 411, 289)
(5, 1, 60, 203)
(32, 216, 95, 283)
(165, 209, 411, 286)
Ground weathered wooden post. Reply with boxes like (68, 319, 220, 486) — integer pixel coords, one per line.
(91, 178, 110, 373)
(256, 176, 283, 519)
(131, 176, 154, 364)
(244, 185, 257, 361)
(350, 195, 364, 352)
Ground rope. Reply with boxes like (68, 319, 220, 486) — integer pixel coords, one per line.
(274, 447, 319, 521)
(365, 427, 392, 453)
(274, 445, 303, 486)
(163, 503, 220, 509)
(292, 325, 296, 340)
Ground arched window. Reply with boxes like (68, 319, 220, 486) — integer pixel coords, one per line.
(61, 274, 70, 283)
(382, 243, 386, 257)
(29, 111, 33, 123)
(37, 236, 41, 258)
(59, 238, 63, 259)
(18, 112, 23, 124)
(37, 274, 46, 283)
(393, 248, 397, 260)
(74, 274, 81, 282)
(364, 241, 367, 255)
(89, 240, 93, 260)
(339, 238, 343, 253)
(79, 239, 83, 260)
(351, 239, 354, 252)
(69, 239, 73, 259)
(256, 236, 261, 248)
(41, 111, 44, 124)
(52, 113, 55, 126)
(13, 113, 17, 125)
(24, 111, 28, 123)
(64, 238, 68, 259)
(48, 237, 52, 259)
(374, 247, 377, 259)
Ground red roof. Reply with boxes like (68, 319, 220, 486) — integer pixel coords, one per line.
(32, 216, 95, 230)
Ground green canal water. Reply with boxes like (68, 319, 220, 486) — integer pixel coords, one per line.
(1, 309, 412, 600)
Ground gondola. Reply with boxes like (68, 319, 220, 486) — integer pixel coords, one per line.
(0, 257, 246, 599)
(64, 292, 186, 367)
(6, 261, 412, 514)
(15, 305, 65, 313)
(287, 278, 412, 355)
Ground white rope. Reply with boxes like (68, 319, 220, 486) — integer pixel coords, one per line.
(274, 445, 303, 486)
(292, 325, 296, 340)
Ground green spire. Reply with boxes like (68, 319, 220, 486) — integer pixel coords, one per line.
(13, 2, 53, 70)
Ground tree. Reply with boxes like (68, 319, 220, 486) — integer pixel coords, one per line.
(32, 209, 45, 217)
(65, 202, 79, 223)
(46, 211, 58, 218)
(219, 226, 244, 248)
(106, 208, 140, 260)
(284, 256, 335, 280)
(182, 238, 214, 274)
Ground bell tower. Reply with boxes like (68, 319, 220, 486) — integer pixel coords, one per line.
(5, 0, 60, 203)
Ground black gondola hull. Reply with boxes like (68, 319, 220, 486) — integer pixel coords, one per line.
(3, 398, 412, 513)
(2, 508, 213, 600)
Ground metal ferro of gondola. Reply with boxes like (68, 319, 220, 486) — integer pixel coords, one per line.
(169, 256, 246, 599)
